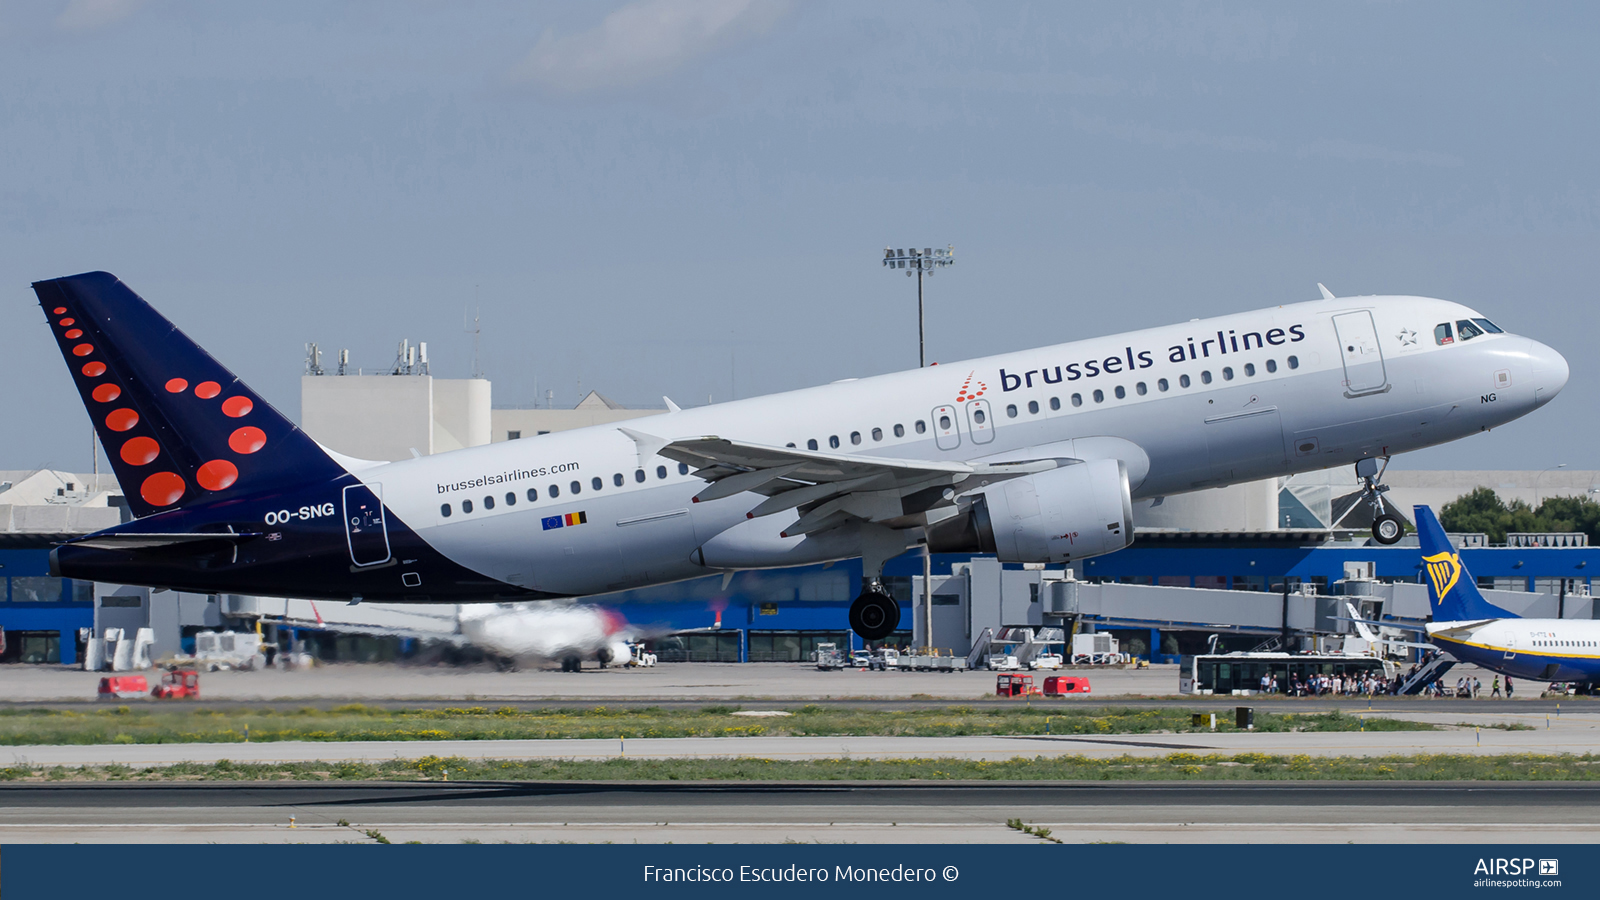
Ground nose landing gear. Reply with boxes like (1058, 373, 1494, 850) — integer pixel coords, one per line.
(1334, 456, 1405, 544)
(849, 578, 901, 641)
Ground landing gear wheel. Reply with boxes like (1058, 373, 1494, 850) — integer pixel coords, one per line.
(560, 656, 581, 672)
(849, 590, 901, 642)
(1372, 514, 1405, 545)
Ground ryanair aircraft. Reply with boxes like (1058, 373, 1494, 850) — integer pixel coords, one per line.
(33, 272, 1568, 640)
(1419, 505, 1600, 683)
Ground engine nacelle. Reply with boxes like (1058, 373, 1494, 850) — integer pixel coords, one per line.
(927, 458, 1133, 563)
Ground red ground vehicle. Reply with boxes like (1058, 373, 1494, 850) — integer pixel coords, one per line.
(1043, 676, 1091, 696)
(97, 676, 149, 700)
(996, 674, 1040, 698)
(152, 667, 200, 700)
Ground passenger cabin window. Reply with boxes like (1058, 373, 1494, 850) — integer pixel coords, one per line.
(871, 427, 883, 441)
(483, 495, 494, 510)
(893, 424, 905, 437)
(914, 420, 926, 434)
(505, 492, 516, 506)
(807, 439, 818, 450)
(1092, 389, 1104, 403)
(656, 465, 668, 479)
(634, 470, 646, 483)
(440, 503, 451, 517)
(678, 463, 689, 475)
(829, 436, 840, 449)
(463, 499, 474, 513)
(938, 414, 952, 430)
(528, 488, 539, 501)
(850, 431, 861, 445)
(1456, 319, 1485, 341)
(786, 442, 796, 448)
(1027, 400, 1039, 414)
(1135, 382, 1147, 395)
(1200, 371, 1213, 384)
(548, 485, 559, 498)
(592, 477, 603, 491)
(1049, 397, 1060, 410)
(1434, 322, 1454, 345)
(1287, 356, 1299, 369)
(613, 473, 624, 487)
(570, 481, 581, 495)
(1071, 393, 1082, 407)
(1244, 363, 1255, 377)
(1157, 378, 1169, 392)
(1114, 385, 1126, 399)
(1265, 359, 1277, 373)
(1222, 367, 1233, 381)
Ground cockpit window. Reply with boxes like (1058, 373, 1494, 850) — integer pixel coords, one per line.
(1456, 319, 1484, 341)
(1472, 317, 1504, 334)
(1434, 322, 1454, 345)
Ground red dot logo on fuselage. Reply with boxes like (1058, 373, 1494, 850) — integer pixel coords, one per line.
(954, 371, 987, 403)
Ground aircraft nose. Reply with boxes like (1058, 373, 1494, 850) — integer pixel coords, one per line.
(1528, 338, 1569, 408)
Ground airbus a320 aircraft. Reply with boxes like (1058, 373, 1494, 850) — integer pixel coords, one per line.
(35, 273, 1567, 640)
(1417, 505, 1600, 684)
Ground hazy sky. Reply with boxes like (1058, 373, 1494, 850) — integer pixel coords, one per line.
(2, 1, 1596, 474)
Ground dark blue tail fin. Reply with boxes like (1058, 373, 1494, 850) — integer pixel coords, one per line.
(34, 272, 347, 518)
(1414, 504, 1516, 622)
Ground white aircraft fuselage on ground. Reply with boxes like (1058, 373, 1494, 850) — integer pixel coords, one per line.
(38, 273, 1568, 640)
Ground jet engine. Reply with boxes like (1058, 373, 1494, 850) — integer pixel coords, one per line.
(927, 458, 1133, 563)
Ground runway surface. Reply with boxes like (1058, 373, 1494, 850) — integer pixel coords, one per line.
(8, 716, 1600, 768)
(4, 780, 1596, 844)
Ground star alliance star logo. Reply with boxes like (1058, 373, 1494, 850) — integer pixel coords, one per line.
(1397, 328, 1417, 346)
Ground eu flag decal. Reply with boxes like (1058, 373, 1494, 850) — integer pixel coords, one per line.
(542, 512, 586, 531)
(541, 515, 563, 531)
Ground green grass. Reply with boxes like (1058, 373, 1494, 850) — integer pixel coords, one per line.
(1, 751, 1595, 783)
(0, 704, 1430, 746)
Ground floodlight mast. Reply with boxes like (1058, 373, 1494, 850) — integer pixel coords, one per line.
(882, 245, 954, 368)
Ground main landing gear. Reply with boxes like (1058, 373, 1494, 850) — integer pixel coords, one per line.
(1338, 456, 1405, 545)
(849, 578, 901, 642)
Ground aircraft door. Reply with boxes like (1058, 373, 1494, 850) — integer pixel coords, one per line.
(343, 482, 392, 567)
(964, 399, 994, 444)
(1332, 311, 1389, 396)
(931, 405, 961, 451)
(1503, 632, 1517, 661)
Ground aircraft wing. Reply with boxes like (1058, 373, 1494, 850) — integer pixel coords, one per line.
(621, 429, 1062, 535)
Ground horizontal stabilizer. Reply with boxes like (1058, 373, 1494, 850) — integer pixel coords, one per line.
(65, 532, 261, 550)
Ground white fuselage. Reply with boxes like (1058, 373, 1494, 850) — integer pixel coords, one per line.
(1427, 619, 1600, 683)
(338, 295, 1565, 598)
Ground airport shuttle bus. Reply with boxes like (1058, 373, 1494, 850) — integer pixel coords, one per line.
(1180, 652, 1397, 695)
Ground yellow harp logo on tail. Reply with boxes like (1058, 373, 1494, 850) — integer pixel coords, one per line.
(1422, 550, 1461, 605)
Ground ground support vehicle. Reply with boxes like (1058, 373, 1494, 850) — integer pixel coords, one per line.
(152, 667, 200, 700)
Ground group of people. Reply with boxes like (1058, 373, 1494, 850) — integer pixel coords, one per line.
(1256, 671, 1396, 697)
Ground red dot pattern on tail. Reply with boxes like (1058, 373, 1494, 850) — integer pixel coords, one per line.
(105, 409, 139, 432)
(82, 362, 106, 377)
(65, 329, 83, 339)
(222, 396, 253, 418)
(140, 472, 185, 507)
(229, 427, 266, 454)
(165, 378, 188, 393)
(59, 318, 74, 326)
(73, 344, 94, 357)
(120, 437, 159, 466)
(91, 384, 121, 403)
(197, 460, 238, 491)
(195, 381, 220, 399)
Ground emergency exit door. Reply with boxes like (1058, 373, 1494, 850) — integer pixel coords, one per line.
(343, 482, 391, 567)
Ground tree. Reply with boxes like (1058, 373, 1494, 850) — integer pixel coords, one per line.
(1438, 488, 1600, 544)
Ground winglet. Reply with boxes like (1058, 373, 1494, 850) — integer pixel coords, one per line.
(1317, 283, 1336, 301)
(618, 427, 670, 468)
(663, 396, 682, 413)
